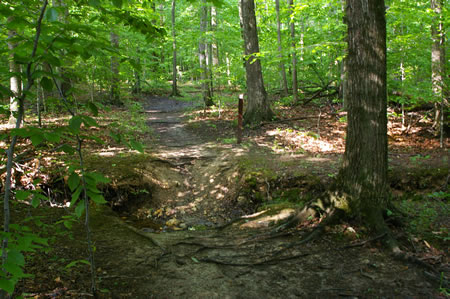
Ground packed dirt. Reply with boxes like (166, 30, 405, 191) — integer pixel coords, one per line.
(16, 95, 449, 298)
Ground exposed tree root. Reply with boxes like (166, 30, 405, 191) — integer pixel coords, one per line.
(272, 208, 344, 256)
(339, 233, 386, 249)
(113, 217, 167, 251)
(198, 252, 310, 267)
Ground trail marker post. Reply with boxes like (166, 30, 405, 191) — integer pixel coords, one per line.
(237, 94, 244, 144)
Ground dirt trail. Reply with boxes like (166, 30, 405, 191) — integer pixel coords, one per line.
(89, 96, 442, 298)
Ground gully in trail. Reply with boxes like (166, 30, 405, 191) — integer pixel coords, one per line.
(141, 96, 237, 227)
(90, 96, 442, 298)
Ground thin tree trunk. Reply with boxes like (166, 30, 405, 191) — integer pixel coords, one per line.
(288, 0, 298, 103)
(200, 0, 213, 106)
(211, 6, 219, 67)
(431, 0, 446, 147)
(110, 31, 120, 105)
(171, 0, 179, 96)
(2, 3, 48, 298)
(8, 18, 21, 125)
(226, 53, 232, 86)
(275, 0, 288, 95)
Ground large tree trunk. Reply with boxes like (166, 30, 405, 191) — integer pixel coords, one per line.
(170, 0, 179, 96)
(288, 0, 298, 103)
(339, 0, 389, 234)
(431, 0, 446, 147)
(240, 0, 273, 125)
(275, 0, 288, 96)
(200, 0, 213, 106)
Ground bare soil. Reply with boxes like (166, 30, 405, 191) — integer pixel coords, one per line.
(12, 95, 450, 298)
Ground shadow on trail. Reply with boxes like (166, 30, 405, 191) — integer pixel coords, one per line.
(91, 95, 440, 298)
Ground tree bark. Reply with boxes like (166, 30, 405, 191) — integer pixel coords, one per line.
(339, 0, 389, 234)
(110, 31, 121, 105)
(431, 0, 446, 147)
(240, 0, 273, 124)
(170, 0, 179, 96)
(200, 0, 213, 106)
(211, 6, 219, 67)
(207, 6, 214, 97)
(288, 0, 298, 103)
(7, 18, 21, 125)
(275, 0, 289, 96)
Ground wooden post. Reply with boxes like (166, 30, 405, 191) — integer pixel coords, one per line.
(237, 94, 244, 144)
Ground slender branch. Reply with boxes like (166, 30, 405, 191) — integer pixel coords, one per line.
(2, 1, 48, 298)
(51, 59, 97, 296)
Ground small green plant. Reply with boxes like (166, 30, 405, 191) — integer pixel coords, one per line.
(409, 154, 430, 164)
(439, 272, 449, 296)
(276, 96, 294, 106)
(219, 137, 237, 144)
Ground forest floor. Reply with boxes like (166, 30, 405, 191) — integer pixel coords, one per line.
(5, 93, 450, 297)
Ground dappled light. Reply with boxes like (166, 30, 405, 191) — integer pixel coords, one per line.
(0, 0, 448, 297)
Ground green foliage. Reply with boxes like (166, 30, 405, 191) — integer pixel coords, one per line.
(0, 223, 48, 295)
(108, 100, 148, 152)
(399, 198, 449, 245)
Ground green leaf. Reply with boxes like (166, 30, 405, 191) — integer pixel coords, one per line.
(89, 0, 101, 7)
(45, 7, 59, 22)
(112, 0, 123, 8)
(3, 260, 23, 277)
(30, 133, 45, 146)
(0, 278, 15, 294)
(44, 53, 61, 67)
(31, 197, 40, 208)
(69, 115, 82, 134)
(88, 102, 99, 116)
(40, 77, 53, 92)
(109, 131, 121, 143)
(15, 190, 31, 201)
(88, 192, 107, 204)
(63, 220, 73, 229)
(33, 193, 48, 201)
(65, 259, 90, 269)
(81, 115, 98, 127)
(68, 173, 80, 192)
(8, 250, 25, 267)
(75, 201, 85, 218)
(86, 172, 110, 183)
(59, 144, 75, 154)
(44, 132, 61, 143)
(11, 128, 30, 137)
(130, 139, 144, 153)
(191, 257, 199, 263)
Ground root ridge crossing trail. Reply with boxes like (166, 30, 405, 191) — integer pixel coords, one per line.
(91, 96, 439, 298)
